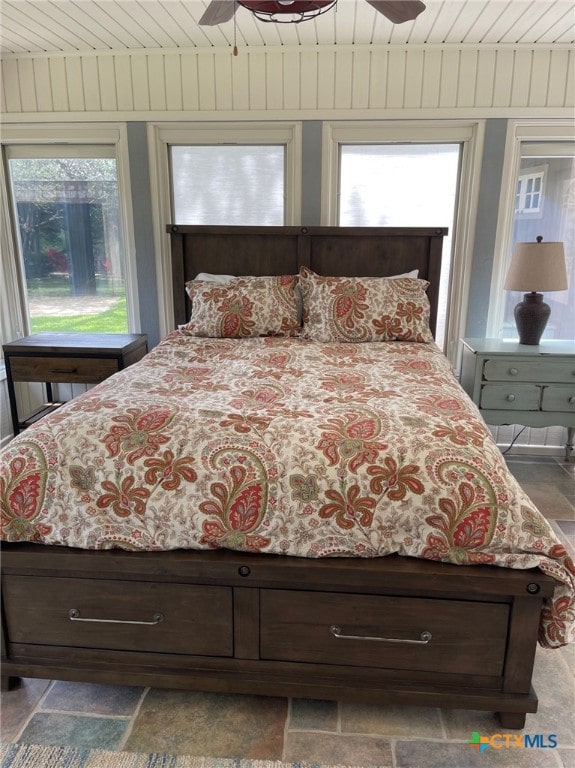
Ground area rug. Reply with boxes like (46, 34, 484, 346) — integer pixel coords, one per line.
(0, 744, 358, 768)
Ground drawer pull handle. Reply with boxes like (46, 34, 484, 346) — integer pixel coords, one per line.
(505, 394, 516, 402)
(569, 397, 575, 404)
(509, 367, 519, 376)
(330, 625, 432, 645)
(51, 368, 79, 374)
(68, 608, 164, 625)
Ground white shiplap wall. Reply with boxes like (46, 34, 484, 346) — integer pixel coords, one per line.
(1, 44, 574, 119)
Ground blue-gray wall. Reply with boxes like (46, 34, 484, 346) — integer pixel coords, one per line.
(301, 121, 323, 227)
(127, 122, 161, 348)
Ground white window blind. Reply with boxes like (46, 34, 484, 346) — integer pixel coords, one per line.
(171, 145, 285, 226)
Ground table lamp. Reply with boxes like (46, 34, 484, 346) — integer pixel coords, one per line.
(503, 236, 568, 345)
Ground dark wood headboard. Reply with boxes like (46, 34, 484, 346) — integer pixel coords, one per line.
(167, 225, 447, 336)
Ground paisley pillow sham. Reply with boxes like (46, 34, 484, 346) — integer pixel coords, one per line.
(299, 266, 434, 343)
(183, 275, 301, 338)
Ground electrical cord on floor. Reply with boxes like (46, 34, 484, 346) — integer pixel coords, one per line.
(501, 426, 527, 455)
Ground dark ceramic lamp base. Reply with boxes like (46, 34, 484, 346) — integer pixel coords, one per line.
(514, 291, 550, 345)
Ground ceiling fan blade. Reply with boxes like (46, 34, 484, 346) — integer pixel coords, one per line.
(199, 0, 237, 25)
(365, 0, 426, 24)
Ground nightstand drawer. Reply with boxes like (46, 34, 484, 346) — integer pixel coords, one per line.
(483, 359, 575, 383)
(542, 386, 575, 412)
(9, 356, 119, 383)
(480, 384, 540, 410)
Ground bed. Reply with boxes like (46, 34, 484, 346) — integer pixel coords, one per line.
(1, 225, 574, 730)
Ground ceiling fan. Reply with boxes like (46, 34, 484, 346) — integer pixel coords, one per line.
(199, 0, 426, 26)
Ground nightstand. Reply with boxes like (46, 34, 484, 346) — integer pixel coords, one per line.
(460, 338, 575, 460)
(3, 332, 148, 436)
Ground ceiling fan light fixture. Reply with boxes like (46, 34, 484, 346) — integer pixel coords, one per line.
(199, 0, 426, 27)
(237, 0, 338, 23)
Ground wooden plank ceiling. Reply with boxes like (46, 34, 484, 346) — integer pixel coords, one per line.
(1, 0, 573, 55)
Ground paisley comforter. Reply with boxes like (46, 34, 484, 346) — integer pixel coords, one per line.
(1, 331, 574, 647)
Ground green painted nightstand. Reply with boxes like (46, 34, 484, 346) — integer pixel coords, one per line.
(460, 338, 575, 460)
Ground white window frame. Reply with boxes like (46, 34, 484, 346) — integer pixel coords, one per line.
(0, 123, 140, 342)
(487, 119, 575, 339)
(148, 122, 302, 337)
(0, 158, 25, 355)
(321, 120, 484, 365)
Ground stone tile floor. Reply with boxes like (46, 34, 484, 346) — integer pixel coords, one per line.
(1, 455, 574, 768)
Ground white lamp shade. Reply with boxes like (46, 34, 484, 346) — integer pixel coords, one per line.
(504, 240, 568, 293)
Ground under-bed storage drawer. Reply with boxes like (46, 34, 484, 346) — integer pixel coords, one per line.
(260, 590, 509, 676)
(3, 576, 233, 657)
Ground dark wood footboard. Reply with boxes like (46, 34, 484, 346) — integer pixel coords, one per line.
(0, 543, 556, 729)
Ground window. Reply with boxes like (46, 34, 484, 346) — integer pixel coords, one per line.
(489, 122, 575, 342)
(149, 122, 301, 336)
(504, 150, 574, 340)
(1, 125, 139, 343)
(323, 121, 483, 362)
(515, 167, 546, 217)
(6, 150, 127, 334)
(338, 143, 460, 349)
(171, 145, 285, 225)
